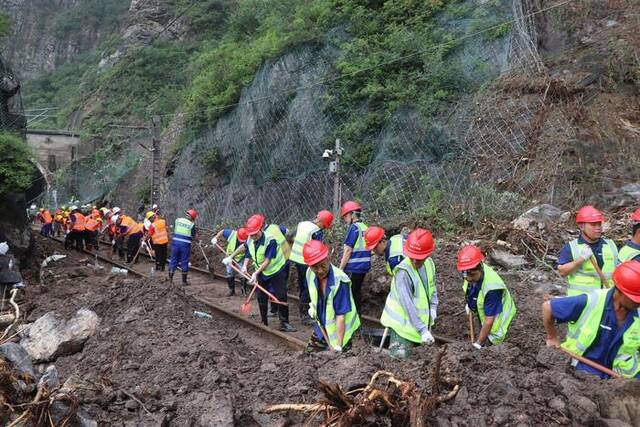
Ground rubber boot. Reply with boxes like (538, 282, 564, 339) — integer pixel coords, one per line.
(169, 270, 174, 284)
(240, 279, 248, 296)
(258, 301, 269, 326)
(182, 272, 190, 286)
(226, 277, 235, 296)
(279, 305, 296, 332)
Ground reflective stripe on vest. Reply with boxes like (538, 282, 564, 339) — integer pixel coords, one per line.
(462, 264, 517, 345)
(385, 234, 405, 275)
(618, 244, 640, 263)
(345, 222, 371, 272)
(173, 217, 194, 244)
(290, 221, 320, 264)
(72, 213, 86, 231)
(306, 265, 361, 348)
(380, 257, 435, 343)
(265, 224, 290, 260)
(247, 226, 286, 277)
(567, 239, 619, 296)
(151, 219, 168, 244)
(561, 289, 640, 379)
(226, 231, 244, 263)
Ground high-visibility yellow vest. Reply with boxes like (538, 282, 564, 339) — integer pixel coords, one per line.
(290, 221, 320, 264)
(462, 264, 517, 345)
(562, 289, 640, 379)
(247, 226, 286, 277)
(385, 234, 405, 275)
(226, 231, 244, 263)
(566, 238, 618, 296)
(618, 242, 640, 262)
(306, 265, 360, 348)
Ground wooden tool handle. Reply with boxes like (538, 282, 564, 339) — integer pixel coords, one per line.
(589, 255, 609, 288)
(558, 347, 622, 379)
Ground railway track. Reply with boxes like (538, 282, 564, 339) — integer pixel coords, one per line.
(45, 232, 455, 350)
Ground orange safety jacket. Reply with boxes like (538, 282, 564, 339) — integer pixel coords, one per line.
(71, 213, 86, 231)
(118, 215, 135, 235)
(90, 209, 101, 219)
(127, 222, 144, 236)
(149, 219, 169, 245)
(42, 210, 52, 224)
(85, 217, 100, 232)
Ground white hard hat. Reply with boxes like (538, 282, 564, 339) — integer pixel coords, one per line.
(152, 204, 158, 209)
(70, 205, 78, 211)
(111, 214, 119, 223)
(30, 204, 36, 210)
(0, 242, 8, 255)
(112, 207, 121, 214)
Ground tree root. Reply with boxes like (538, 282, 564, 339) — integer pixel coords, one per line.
(263, 345, 460, 426)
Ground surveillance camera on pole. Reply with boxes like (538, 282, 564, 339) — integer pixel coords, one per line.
(321, 139, 343, 217)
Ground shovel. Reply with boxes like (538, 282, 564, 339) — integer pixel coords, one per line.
(468, 312, 475, 344)
(197, 241, 214, 277)
(226, 262, 286, 316)
(557, 346, 622, 379)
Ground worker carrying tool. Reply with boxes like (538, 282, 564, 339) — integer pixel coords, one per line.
(145, 211, 169, 272)
(68, 206, 86, 252)
(169, 208, 198, 286)
(543, 260, 640, 379)
(457, 245, 517, 349)
(557, 206, 619, 296)
(211, 227, 249, 296)
(224, 214, 296, 332)
(380, 228, 438, 359)
(364, 226, 407, 275)
(289, 210, 334, 324)
(618, 208, 640, 262)
(302, 240, 360, 353)
(338, 201, 371, 313)
(36, 208, 53, 237)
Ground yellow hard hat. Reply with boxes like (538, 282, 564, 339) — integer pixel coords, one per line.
(145, 211, 155, 220)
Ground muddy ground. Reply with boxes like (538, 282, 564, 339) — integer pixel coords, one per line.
(15, 228, 639, 426)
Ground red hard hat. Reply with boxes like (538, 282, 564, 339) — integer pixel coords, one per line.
(575, 205, 604, 223)
(364, 226, 386, 251)
(246, 214, 265, 236)
(612, 261, 640, 303)
(340, 200, 362, 217)
(457, 245, 485, 271)
(317, 210, 334, 228)
(237, 227, 249, 243)
(404, 228, 435, 260)
(303, 240, 329, 266)
(186, 209, 198, 220)
(631, 208, 640, 222)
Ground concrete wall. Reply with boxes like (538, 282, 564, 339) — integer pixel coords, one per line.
(25, 130, 86, 172)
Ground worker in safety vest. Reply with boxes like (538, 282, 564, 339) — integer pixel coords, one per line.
(84, 215, 102, 251)
(169, 208, 198, 285)
(543, 260, 640, 379)
(558, 206, 619, 296)
(37, 208, 53, 237)
(364, 226, 406, 275)
(289, 210, 334, 324)
(224, 214, 295, 332)
(302, 240, 360, 353)
(53, 208, 64, 236)
(211, 227, 249, 296)
(338, 201, 371, 313)
(145, 211, 169, 272)
(114, 213, 136, 262)
(618, 208, 640, 262)
(68, 206, 86, 252)
(380, 228, 438, 359)
(457, 245, 517, 349)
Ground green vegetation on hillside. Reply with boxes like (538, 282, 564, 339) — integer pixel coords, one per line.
(0, 132, 35, 197)
(0, 11, 10, 37)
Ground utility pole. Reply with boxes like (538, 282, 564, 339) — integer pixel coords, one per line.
(150, 115, 161, 206)
(330, 139, 343, 218)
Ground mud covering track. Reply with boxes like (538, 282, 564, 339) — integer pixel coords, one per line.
(22, 234, 640, 425)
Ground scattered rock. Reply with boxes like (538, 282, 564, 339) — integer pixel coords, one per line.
(0, 342, 36, 378)
(197, 391, 234, 427)
(38, 365, 60, 389)
(568, 395, 599, 425)
(490, 250, 528, 270)
(19, 309, 100, 362)
(548, 396, 566, 413)
(125, 399, 140, 410)
(605, 183, 640, 208)
(512, 204, 563, 231)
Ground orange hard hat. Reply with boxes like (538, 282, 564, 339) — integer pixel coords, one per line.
(404, 228, 435, 260)
(364, 226, 386, 251)
(246, 214, 265, 236)
(316, 210, 334, 229)
(576, 205, 604, 223)
(303, 240, 329, 266)
(631, 208, 640, 222)
(457, 245, 485, 271)
(612, 261, 640, 303)
(340, 200, 362, 217)
(186, 209, 198, 220)
(237, 227, 249, 243)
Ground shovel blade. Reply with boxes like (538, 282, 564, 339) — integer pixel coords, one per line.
(240, 302, 252, 316)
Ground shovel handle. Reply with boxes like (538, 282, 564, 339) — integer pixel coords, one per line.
(468, 312, 475, 344)
(558, 347, 622, 379)
(589, 256, 610, 288)
(227, 262, 286, 305)
(314, 317, 333, 350)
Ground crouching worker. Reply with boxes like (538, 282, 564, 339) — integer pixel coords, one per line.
(303, 240, 360, 353)
(381, 228, 438, 359)
(542, 260, 640, 379)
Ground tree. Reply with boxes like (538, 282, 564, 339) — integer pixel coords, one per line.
(0, 132, 35, 197)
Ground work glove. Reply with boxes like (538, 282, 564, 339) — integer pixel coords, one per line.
(111, 240, 116, 246)
(222, 256, 232, 266)
(211, 237, 218, 246)
(472, 342, 482, 350)
(465, 304, 470, 315)
(579, 245, 593, 262)
(241, 264, 248, 274)
(333, 345, 342, 353)
(420, 330, 434, 345)
(249, 272, 258, 284)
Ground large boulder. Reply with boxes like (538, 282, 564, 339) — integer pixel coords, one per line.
(0, 342, 35, 378)
(19, 309, 99, 362)
(512, 204, 563, 231)
(490, 250, 528, 270)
